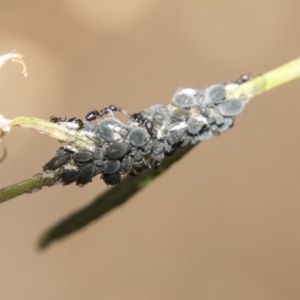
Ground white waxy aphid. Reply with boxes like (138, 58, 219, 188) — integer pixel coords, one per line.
(177, 88, 197, 96)
(217, 118, 234, 132)
(208, 111, 225, 125)
(187, 114, 207, 134)
(198, 129, 213, 141)
(129, 127, 148, 147)
(204, 84, 226, 105)
(98, 118, 127, 142)
(171, 88, 199, 108)
(169, 122, 187, 132)
(216, 98, 245, 116)
(166, 122, 187, 144)
(156, 122, 168, 140)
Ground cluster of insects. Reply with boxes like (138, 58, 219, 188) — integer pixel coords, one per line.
(45, 76, 249, 186)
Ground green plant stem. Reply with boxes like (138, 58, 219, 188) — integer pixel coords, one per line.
(0, 117, 97, 200)
(0, 172, 58, 203)
(11, 117, 96, 150)
(226, 57, 300, 99)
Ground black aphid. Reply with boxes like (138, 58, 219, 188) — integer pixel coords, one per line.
(102, 173, 121, 186)
(76, 164, 96, 186)
(73, 150, 94, 163)
(103, 142, 129, 159)
(61, 169, 79, 185)
(120, 156, 132, 174)
(101, 160, 121, 174)
(43, 148, 73, 171)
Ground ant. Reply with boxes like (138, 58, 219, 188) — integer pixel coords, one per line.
(50, 116, 84, 129)
(86, 105, 130, 122)
(233, 74, 256, 85)
(131, 112, 154, 135)
(225, 73, 259, 91)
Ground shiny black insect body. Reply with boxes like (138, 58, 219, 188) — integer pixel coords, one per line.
(234, 74, 255, 85)
(131, 112, 154, 135)
(76, 164, 96, 186)
(50, 116, 84, 129)
(67, 117, 84, 129)
(50, 116, 66, 123)
(43, 147, 74, 171)
(102, 173, 121, 186)
(86, 105, 130, 122)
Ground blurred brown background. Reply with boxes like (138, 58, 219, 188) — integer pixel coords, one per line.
(1, 1, 300, 299)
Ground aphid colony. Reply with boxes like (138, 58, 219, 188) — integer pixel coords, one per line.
(43, 83, 245, 186)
